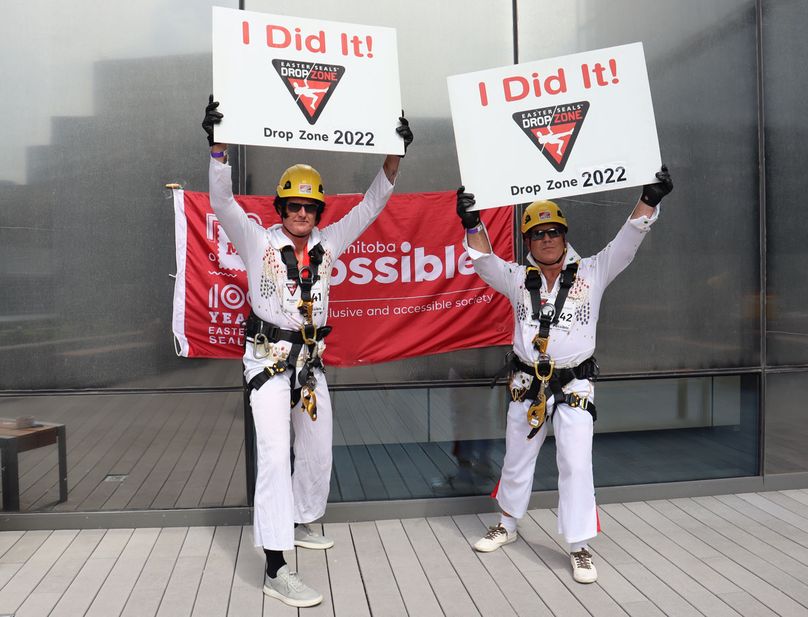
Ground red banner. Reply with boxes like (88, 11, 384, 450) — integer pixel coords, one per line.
(172, 189, 513, 366)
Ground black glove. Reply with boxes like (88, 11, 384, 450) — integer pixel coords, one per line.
(396, 114, 413, 156)
(640, 164, 673, 207)
(456, 186, 481, 229)
(202, 94, 224, 147)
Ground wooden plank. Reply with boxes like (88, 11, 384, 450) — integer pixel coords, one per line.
(16, 531, 106, 617)
(155, 526, 215, 617)
(294, 523, 335, 617)
(646, 499, 808, 616)
(426, 515, 518, 617)
(32, 529, 106, 594)
(24, 395, 136, 509)
(323, 522, 370, 617)
(526, 509, 653, 613)
(0, 530, 52, 564)
(473, 511, 590, 617)
(153, 398, 228, 509)
(51, 397, 157, 511)
(621, 500, 779, 617)
(0, 531, 25, 560)
(9, 591, 63, 617)
(669, 497, 808, 581)
(400, 517, 481, 617)
(223, 441, 248, 507)
(693, 495, 808, 567)
(78, 400, 175, 511)
(509, 510, 626, 617)
(713, 493, 808, 550)
(597, 505, 730, 617)
(85, 527, 161, 617)
(375, 519, 443, 617)
(121, 527, 187, 617)
(452, 514, 553, 617)
(176, 399, 239, 508)
(48, 529, 134, 617)
(126, 396, 219, 510)
(101, 394, 196, 510)
(753, 490, 808, 521)
(0, 529, 76, 615)
(200, 393, 245, 507)
(383, 444, 432, 498)
(191, 526, 241, 617)
(348, 444, 388, 500)
(350, 521, 407, 617)
(365, 444, 410, 499)
(332, 446, 365, 502)
(602, 503, 743, 617)
(735, 492, 808, 533)
(227, 526, 264, 617)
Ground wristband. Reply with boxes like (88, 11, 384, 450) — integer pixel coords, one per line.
(210, 150, 226, 158)
(467, 223, 483, 234)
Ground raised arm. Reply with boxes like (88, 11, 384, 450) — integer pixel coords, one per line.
(382, 114, 413, 183)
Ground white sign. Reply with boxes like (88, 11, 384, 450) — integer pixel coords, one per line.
(212, 7, 404, 155)
(448, 42, 661, 210)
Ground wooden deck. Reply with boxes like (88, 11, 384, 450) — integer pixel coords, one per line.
(2, 490, 808, 616)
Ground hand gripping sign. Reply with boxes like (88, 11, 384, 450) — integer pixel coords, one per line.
(447, 42, 662, 210)
(212, 7, 404, 155)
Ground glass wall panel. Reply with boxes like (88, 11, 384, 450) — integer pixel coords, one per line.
(0, 1, 242, 390)
(762, 1, 808, 366)
(764, 371, 808, 475)
(329, 375, 760, 501)
(517, 0, 761, 374)
(0, 392, 246, 512)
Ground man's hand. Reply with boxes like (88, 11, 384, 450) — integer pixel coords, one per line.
(202, 95, 224, 147)
(640, 164, 673, 207)
(396, 114, 414, 156)
(456, 186, 481, 229)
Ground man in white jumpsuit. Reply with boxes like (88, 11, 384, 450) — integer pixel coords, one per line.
(203, 97, 413, 607)
(456, 167, 672, 583)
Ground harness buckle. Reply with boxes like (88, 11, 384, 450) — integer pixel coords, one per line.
(510, 384, 527, 402)
(567, 393, 589, 410)
(300, 385, 317, 421)
(253, 333, 270, 359)
(533, 356, 555, 382)
(301, 323, 318, 346)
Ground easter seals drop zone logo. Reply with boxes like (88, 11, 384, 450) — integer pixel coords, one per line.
(272, 59, 346, 125)
(513, 101, 589, 172)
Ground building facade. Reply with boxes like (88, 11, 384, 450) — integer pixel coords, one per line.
(1, 0, 806, 523)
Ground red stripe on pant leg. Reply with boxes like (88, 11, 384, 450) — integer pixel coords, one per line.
(596, 506, 601, 533)
(490, 479, 500, 499)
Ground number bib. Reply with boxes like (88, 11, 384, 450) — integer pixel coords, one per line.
(551, 301, 576, 332)
(282, 279, 324, 316)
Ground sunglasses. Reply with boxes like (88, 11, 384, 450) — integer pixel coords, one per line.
(529, 227, 564, 241)
(286, 201, 319, 215)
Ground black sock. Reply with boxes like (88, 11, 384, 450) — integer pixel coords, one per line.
(264, 549, 286, 578)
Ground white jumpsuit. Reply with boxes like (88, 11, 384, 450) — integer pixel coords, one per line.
(209, 158, 394, 550)
(466, 210, 658, 544)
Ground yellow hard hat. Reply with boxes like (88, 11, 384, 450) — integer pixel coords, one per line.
(520, 200, 568, 234)
(276, 164, 325, 204)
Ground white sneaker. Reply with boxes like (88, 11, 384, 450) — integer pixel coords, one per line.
(294, 524, 334, 550)
(570, 548, 598, 583)
(473, 523, 517, 552)
(263, 565, 323, 607)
